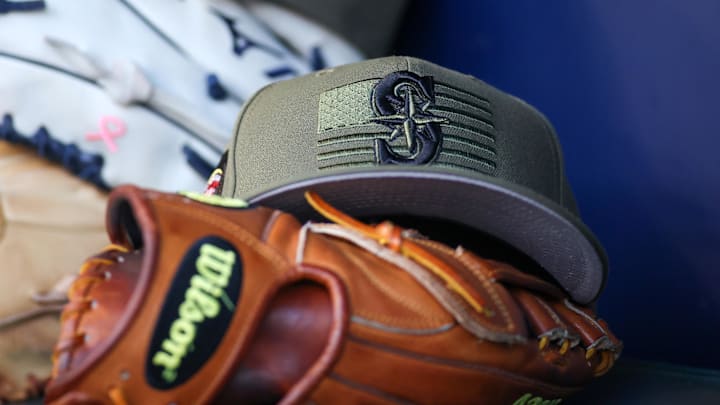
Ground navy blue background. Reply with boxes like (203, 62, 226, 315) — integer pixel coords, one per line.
(396, 0, 720, 368)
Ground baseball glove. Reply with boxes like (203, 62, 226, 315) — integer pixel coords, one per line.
(0, 140, 107, 403)
(45, 185, 621, 405)
(0, 0, 363, 191)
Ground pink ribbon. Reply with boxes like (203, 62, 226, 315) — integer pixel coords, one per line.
(85, 116, 126, 153)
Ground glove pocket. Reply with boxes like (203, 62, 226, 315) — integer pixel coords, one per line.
(214, 265, 349, 405)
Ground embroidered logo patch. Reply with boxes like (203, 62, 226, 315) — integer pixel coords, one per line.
(316, 73, 497, 174)
(146, 236, 242, 389)
(370, 71, 448, 165)
(512, 393, 563, 405)
(211, 8, 297, 79)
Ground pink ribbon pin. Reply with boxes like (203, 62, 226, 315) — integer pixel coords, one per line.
(85, 116, 126, 153)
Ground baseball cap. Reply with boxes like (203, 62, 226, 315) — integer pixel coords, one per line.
(220, 56, 607, 304)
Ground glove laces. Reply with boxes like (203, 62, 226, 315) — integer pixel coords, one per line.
(305, 191, 621, 376)
(45, 36, 230, 153)
(304, 191, 492, 317)
(52, 244, 129, 378)
(0, 275, 72, 331)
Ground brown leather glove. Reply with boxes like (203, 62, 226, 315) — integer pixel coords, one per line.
(0, 141, 107, 403)
(45, 185, 621, 405)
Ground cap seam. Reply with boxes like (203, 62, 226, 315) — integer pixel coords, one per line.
(227, 83, 276, 197)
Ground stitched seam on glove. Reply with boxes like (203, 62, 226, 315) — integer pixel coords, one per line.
(452, 247, 518, 332)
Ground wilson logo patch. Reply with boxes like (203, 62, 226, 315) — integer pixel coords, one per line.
(146, 237, 242, 389)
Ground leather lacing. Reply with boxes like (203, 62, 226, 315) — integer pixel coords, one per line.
(304, 191, 492, 317)
(538, 328, 580, 355)
(304, 191, 620, 377)
(0, 114, 109, 190)
(52, 243, 131, 405)
(0, 275, 73, 331)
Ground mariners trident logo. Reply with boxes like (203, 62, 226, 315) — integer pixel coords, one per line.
(370, 71, 448, 165)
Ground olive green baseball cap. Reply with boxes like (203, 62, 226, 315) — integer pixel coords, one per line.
(220, 56, 607, 304)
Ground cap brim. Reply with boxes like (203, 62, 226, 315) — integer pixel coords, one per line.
(246, 168, 607, 304)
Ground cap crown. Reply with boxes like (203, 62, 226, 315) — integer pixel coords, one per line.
(224, 56, 576, 212)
